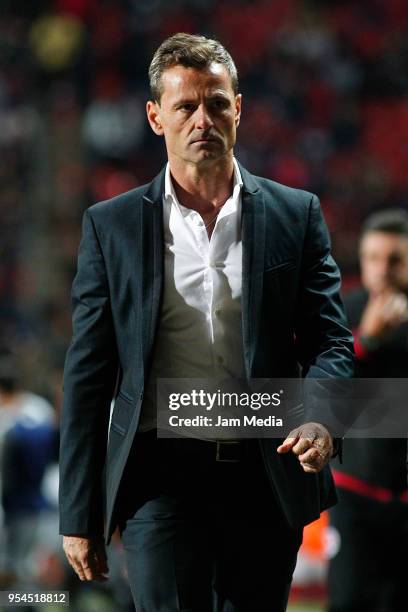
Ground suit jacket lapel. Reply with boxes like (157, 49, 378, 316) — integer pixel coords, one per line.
(239, 164, 266, 380)
(141, 167, 165, 370)
(139, 162, 266, 382)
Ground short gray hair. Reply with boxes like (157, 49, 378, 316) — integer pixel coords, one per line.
(148, 32, 239, 102)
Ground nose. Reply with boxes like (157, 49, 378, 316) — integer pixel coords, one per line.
(375, 260, 394, 288)
(374, 261, 388, 280)
(194, 104, 214, 130)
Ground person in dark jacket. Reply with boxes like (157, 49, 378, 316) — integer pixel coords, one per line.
(59, 33, 354, 612)
(328, 209, 408, 612)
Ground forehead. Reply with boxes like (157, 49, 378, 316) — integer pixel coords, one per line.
(160, 62, 235, 98)
(361, 231, 408, 256)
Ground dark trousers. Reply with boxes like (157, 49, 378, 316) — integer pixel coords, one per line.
(117, 432, 302, 612)
(328, 488, 408, 612)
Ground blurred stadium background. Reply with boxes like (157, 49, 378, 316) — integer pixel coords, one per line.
(1, 0, 407, 610)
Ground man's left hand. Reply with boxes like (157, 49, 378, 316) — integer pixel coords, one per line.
(276, 422, 333, 473)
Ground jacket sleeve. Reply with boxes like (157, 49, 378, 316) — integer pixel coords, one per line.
(294, 195, 355, 430)
(59, 209, 119, 536)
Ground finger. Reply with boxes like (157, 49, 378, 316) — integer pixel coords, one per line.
(81, 559, 96, 582)
(63, 537, 109, 582)
(74, 552, 101, 582)
(298, 446, 324, 465)
(67, 554, 87, 581)
(300, 462, 320, 473)
(291, 437, 315, 456)
(307, 437, 331, 456)
(299, 446, 331, 473)
(75, 567, 87, 581)
(277, 435, 299, 453)
(384, 295, 408, 321)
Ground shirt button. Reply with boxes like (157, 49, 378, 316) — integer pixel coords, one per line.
(214, 308, 221, 316)
(216, 355, 224, 365)
(209, 261, 216, 268)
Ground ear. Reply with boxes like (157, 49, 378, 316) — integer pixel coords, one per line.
(146, 100, 164, 136)
(235, 94, 242, 128)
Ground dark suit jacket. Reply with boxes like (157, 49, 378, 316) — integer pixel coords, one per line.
(59, 162, 354, 545)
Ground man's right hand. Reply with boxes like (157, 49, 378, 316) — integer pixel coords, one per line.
(62, 535, 109, 582)
(359, 290, 408, 339)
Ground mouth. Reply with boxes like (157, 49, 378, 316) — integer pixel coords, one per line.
(191, 135, 220, 144)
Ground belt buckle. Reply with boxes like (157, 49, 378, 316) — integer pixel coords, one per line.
(216, 440, 241, 462)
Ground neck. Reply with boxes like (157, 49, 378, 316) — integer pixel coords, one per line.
(168, 155, 235, 213)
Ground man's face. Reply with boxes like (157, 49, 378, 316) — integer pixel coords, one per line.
(146, 62, 241, 167)
(360, 231, 408, 294)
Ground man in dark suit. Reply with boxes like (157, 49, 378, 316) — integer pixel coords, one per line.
(59, 33, 354, 611)
(328, 209, 408, 612)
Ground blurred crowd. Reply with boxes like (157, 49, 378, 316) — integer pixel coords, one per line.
(1, 0, 408, 394)
(1, 0, 408, 609)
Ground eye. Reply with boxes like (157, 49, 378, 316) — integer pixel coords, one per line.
(211, 98, 229, 110)
(178, 103, 196, 112)
(389, 254, 402, 266)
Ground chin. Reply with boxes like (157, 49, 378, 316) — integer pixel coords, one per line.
(193, 152, 220, 165)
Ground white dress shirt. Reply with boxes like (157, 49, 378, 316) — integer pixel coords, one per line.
(138, 158, 245, 431)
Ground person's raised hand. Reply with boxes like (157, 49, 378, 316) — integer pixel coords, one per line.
(359, 290, 408, 339)
(63, 535, 108, 582)
(277, 422, 333, 473)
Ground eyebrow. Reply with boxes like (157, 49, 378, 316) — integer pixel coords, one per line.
(172, 93, 231, 107)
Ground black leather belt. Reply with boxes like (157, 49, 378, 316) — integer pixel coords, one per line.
(213, 440, 242, 462)
(137, 430, 244, 462)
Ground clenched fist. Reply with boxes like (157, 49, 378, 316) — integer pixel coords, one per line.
(277, 422, 334, 473)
